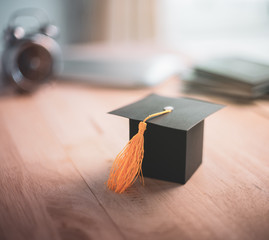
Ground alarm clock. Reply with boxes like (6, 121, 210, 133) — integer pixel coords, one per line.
(2, 8, 61, 92)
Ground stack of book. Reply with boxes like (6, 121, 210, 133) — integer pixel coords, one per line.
(182, 57, 269, 98)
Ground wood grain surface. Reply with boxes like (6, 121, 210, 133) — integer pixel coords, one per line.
(0, 77, 268, 240)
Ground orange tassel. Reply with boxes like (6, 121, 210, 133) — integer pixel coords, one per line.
(107, 109, 172, 193)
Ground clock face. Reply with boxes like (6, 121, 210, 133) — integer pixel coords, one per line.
(17, 44, 52, 82)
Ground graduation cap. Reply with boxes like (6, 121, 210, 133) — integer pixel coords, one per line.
(107, 94, 223, 193)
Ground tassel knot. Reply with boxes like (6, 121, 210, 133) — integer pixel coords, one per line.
(138, 122, 147, 133)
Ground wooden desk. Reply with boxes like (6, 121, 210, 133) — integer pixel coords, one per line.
(0, 78, 268, 240)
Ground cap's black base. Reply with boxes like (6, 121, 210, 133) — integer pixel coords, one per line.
(130, 120, 204, 184)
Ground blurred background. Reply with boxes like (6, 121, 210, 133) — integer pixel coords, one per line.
(1, 0, 269, 96)
(1, 0, 269, 58)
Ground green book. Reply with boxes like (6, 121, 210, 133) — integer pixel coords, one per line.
(183, 57, 269, 98)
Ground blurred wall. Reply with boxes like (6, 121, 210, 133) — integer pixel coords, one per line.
(83, 0, 156, 43)
(0, 0, 157, 50)
(156, 0, 269, 45)
(155, 0, 269, 60)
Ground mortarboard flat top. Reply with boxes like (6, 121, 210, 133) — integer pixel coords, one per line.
(109, 94, 223, 130)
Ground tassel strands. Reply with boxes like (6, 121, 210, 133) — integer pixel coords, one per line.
(107, 108, 172, 193)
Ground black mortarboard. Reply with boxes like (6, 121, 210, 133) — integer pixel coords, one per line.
(107, 94, 223, 193)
